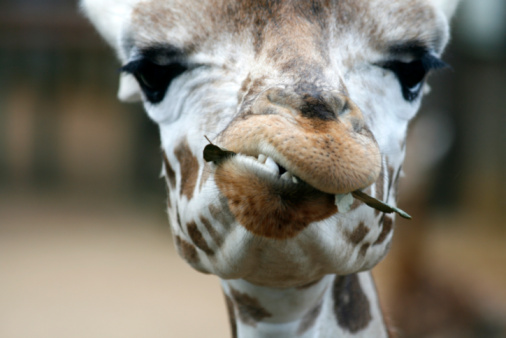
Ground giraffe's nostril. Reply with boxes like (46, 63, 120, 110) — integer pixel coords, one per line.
(262, 87, 352, 121)
(300, 99, 336, 121)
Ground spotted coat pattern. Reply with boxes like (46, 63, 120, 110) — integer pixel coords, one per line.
(82, 0, 458, 336)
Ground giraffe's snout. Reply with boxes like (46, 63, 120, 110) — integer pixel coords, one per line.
(211, 85, 382, 238)
(218, 85, 381, 194)
(264, 87, 349, 121)
(259, 86, 368, 135)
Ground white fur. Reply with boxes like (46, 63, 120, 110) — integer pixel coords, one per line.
(430, 0, 461, 19)
(82, 0, 459, 336)
(81, 0, 140, 59)
(118, 73, 142, 102)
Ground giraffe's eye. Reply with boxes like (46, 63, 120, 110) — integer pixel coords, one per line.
(382, 54, 448, 102)
(121, 59, 188, 104)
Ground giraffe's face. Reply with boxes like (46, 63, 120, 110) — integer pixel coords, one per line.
(83, 0, 452, 287)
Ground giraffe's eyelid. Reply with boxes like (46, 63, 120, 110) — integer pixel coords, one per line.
(120, 58, 189, 104)
(376, 52, 448, 102)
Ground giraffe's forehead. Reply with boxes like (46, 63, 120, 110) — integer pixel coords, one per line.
(128, 0, 447, 61)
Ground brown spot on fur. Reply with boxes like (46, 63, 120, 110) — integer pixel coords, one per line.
(186, 221, 214, 255)
(230, 287, 272, 326)
(174, 138, 199, 200)
(224, 293, 238, 338)
(208, 202, 235, 229)
(297, 301, 323, 335)
(200, 216, 224, 248)
(175, 235, 199, 265)
(359, 243, 370, 257)
(374, 215, 393, 245)
(347, 222, 370, 244)
(226, 0, 283, 53)
(176, 209, 182, 230)
(162, 151, 176, 188)
(333, 274, 372, 333)
(239, 77, 267, 112)
(239, 74, 252, 96)
(208, 204, 222, 221)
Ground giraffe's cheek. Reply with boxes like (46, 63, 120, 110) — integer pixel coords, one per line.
(214, 159, 337, 239)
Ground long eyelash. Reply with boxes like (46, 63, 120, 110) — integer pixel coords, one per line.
(120, 60, 143, 74)
(420, 54, 449, 71)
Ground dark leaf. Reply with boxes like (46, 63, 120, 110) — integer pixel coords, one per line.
(352, 190, 412, 219)
(203, 144, 236, 164)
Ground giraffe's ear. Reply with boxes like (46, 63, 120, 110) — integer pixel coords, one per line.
(430, 0, 461, 20)
(81, 0, 143, 102)
(80, 0, 138, 57)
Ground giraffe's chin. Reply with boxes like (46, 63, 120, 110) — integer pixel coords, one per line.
(174, 146, 393, 286)
(214, 154, 340, 239)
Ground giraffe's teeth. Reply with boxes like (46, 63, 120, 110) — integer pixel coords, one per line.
(280, 171, 299, 184)
(264, 156, 279, 175)
(280, 171, 292, 181)
(257, 154, 267, 164)
(335, 193, 353, 213)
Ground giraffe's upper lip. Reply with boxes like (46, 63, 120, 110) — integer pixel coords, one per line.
(206, 139, 360, 200)
(214, 113, 382, 194)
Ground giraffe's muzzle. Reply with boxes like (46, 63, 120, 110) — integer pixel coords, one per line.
(217, 87, 382, 194)
(208, 87, 383, 238)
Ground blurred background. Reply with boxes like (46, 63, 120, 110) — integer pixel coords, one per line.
(0, 0, 504, 337)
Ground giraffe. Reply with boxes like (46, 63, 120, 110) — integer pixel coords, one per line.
(82, 0, 459, 336)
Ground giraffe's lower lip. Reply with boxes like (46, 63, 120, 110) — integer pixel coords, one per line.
(213, 153, 339, 239)
(214, 153, 412, 220)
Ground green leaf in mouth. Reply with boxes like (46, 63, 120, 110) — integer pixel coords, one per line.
(202, 137, 412, 220)
(351, 190, 412, 219)
(203, 137, 236, 164)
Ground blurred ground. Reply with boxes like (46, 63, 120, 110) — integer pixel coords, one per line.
(375, 210, 506, 338)
(0, 191, 229, 338)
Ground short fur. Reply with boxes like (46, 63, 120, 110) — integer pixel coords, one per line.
(81, 0, 459, 336)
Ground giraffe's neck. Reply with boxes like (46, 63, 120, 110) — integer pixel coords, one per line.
(222, 272, 389, 337)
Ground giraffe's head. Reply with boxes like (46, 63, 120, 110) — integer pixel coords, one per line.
(82, 0, 458, 288)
